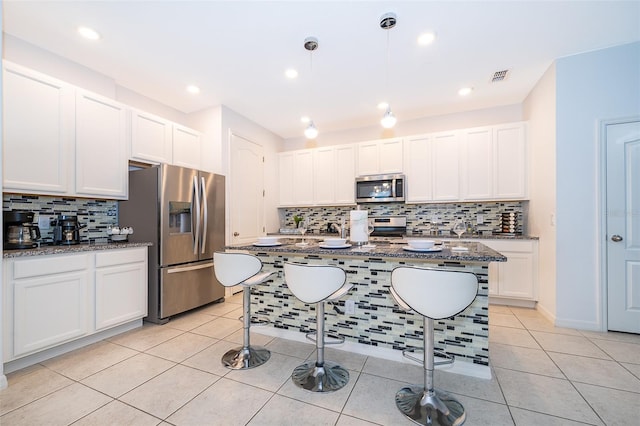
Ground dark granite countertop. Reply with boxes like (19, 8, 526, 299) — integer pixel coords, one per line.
(3, 241, 153, 259)
(271, 232, 538, 241)
(226, 240, 506, 262)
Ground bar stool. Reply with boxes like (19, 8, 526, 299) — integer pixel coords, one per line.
(213, 252, 275, 370)
(283, 262, 353, 392)
(390, 267, 478, 426)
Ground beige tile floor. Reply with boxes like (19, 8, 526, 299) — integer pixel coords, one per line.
(2, 294, 640, 425)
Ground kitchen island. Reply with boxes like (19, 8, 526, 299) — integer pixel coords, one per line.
(224, 240, 506, 378)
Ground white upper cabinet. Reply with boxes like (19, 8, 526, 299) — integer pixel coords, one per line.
(172, 124, 203, 170)
(494, 123, 527, 199)
(461, 122, 527, 201)
(279, 145, 355, 207)
(279, 150, 314, 206)
(356, 138, 403, 176)
(75, 90, 128, 199)
(404, 132, 460, 203)
(3, 62, 74, 195)
(130, 109, 173, 164)
(313, 145, 356, 206)
(333, 144, 356, 204)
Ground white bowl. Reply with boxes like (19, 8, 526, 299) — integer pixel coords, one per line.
(323, 238, 347, 246)
(407, 239, 435, 249)
(257, 236, 278, 245)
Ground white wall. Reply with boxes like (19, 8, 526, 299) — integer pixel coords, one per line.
(0, 5, 7, 392)
(523, 63, 557, 321)
(555, 41, 640, 330)
(283, 104, 523, 150)
(4, 34, 191, 128)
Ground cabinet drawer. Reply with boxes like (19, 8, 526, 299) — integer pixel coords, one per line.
(13, 254, 90, 279)
(482, 239, 534, 253)
(95, 247, 147, 268)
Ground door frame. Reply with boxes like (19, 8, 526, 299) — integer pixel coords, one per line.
(598, 116, 640, 332)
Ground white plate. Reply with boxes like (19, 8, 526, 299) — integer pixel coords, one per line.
(402, 246, 442, 252)
(319, 243, 352, 249)
(253, 242, 282, 247)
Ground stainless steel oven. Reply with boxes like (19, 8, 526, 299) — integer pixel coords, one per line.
(355, 174, 405, 203)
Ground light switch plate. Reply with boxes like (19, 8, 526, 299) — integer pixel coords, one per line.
(477, 214, 484, 225)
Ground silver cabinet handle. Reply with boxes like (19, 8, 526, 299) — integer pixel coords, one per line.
(611, 235, 623, 242)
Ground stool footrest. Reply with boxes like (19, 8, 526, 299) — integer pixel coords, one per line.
(401, 349, 455, 366)
(239, 315, 271, 326)
(305, 332, 345, 345)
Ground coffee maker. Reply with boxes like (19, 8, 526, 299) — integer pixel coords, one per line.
(3, 211, 41, 249)
(52, 215, 85, 245)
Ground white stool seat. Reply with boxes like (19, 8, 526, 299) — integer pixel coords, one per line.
(390, 266, 478, 426)
(213, 252, 275, 370)
(284, 262, 352, 392)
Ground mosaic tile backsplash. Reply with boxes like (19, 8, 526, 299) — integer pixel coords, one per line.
(280, 201, 527, 236)
(3, 194, 118, 244)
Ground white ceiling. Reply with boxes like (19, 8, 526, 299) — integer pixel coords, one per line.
(3, 1, 640, 139)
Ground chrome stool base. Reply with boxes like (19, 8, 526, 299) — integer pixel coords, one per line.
(292, 361, 349, 393)
(222, 346, 271, 370)
(395, 385, 466, 426)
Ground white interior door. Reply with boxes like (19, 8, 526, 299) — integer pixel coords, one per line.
(230, 133, 264, 245)
(607, 120, 640, 333)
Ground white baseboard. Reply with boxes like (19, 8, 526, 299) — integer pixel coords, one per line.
(3, 320, 142, 375)
(252, 326, 492, 380)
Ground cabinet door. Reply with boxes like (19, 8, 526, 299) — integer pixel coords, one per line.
(3, 62, 74, 195)
(95, 262, 147, 331)
(279, 152, 295, 206)
(292, 150, 314, 205)
(13, 271, 89, 357)
(497, 252, 534, 299)
(495, 123, 527, 199)
(404, 135, 433, 202)
(334, 145, 356, 204)
(75, 90, 128, 199)
(379, 139, 403, 173)
(357, 141, 379, 176)
(173, 125, 202, 169)
(432, 132, 460, 201)
(313, 147, 336, 205)
(130, 109, 172, 164)
(462, 127, 493, 200)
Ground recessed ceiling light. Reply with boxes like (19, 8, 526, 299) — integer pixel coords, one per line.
(417, 32, 436, 45)
(458, 87, 473, 96)
(300, 116, 310, 124)
(77, 26, 101, 41)
(186, 85, 200, 94)
(285, 68, 298, 79)
(377, 102, 389, 110)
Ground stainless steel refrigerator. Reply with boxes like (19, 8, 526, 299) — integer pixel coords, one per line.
(119, 164, 225, 324)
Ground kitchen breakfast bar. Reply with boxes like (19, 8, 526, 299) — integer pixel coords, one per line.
(224, 240, 506, 379)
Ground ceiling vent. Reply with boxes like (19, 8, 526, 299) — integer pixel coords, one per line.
(491, 69, 510, 82)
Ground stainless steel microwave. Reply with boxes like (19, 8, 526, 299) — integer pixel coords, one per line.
(355, 174, 405, 203)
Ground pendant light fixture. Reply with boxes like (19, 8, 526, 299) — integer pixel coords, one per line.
(380, 12, 397, 129)
(303, 36, 319, 139)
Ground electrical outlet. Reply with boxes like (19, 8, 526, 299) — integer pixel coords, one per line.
(345, 299, 356, 314)
(477, 214, 484, 225)
(38, 216, 50, 230)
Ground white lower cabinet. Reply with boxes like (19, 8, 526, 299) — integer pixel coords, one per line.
(483, 239, 538, 306)
(3, 247, 148, 362)
(95, 249, 148, 331)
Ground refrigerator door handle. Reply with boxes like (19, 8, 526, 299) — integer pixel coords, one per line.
(200, 176, 208, 254)
(167, 262, 213, 274)
(192, 175, 201, 255)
